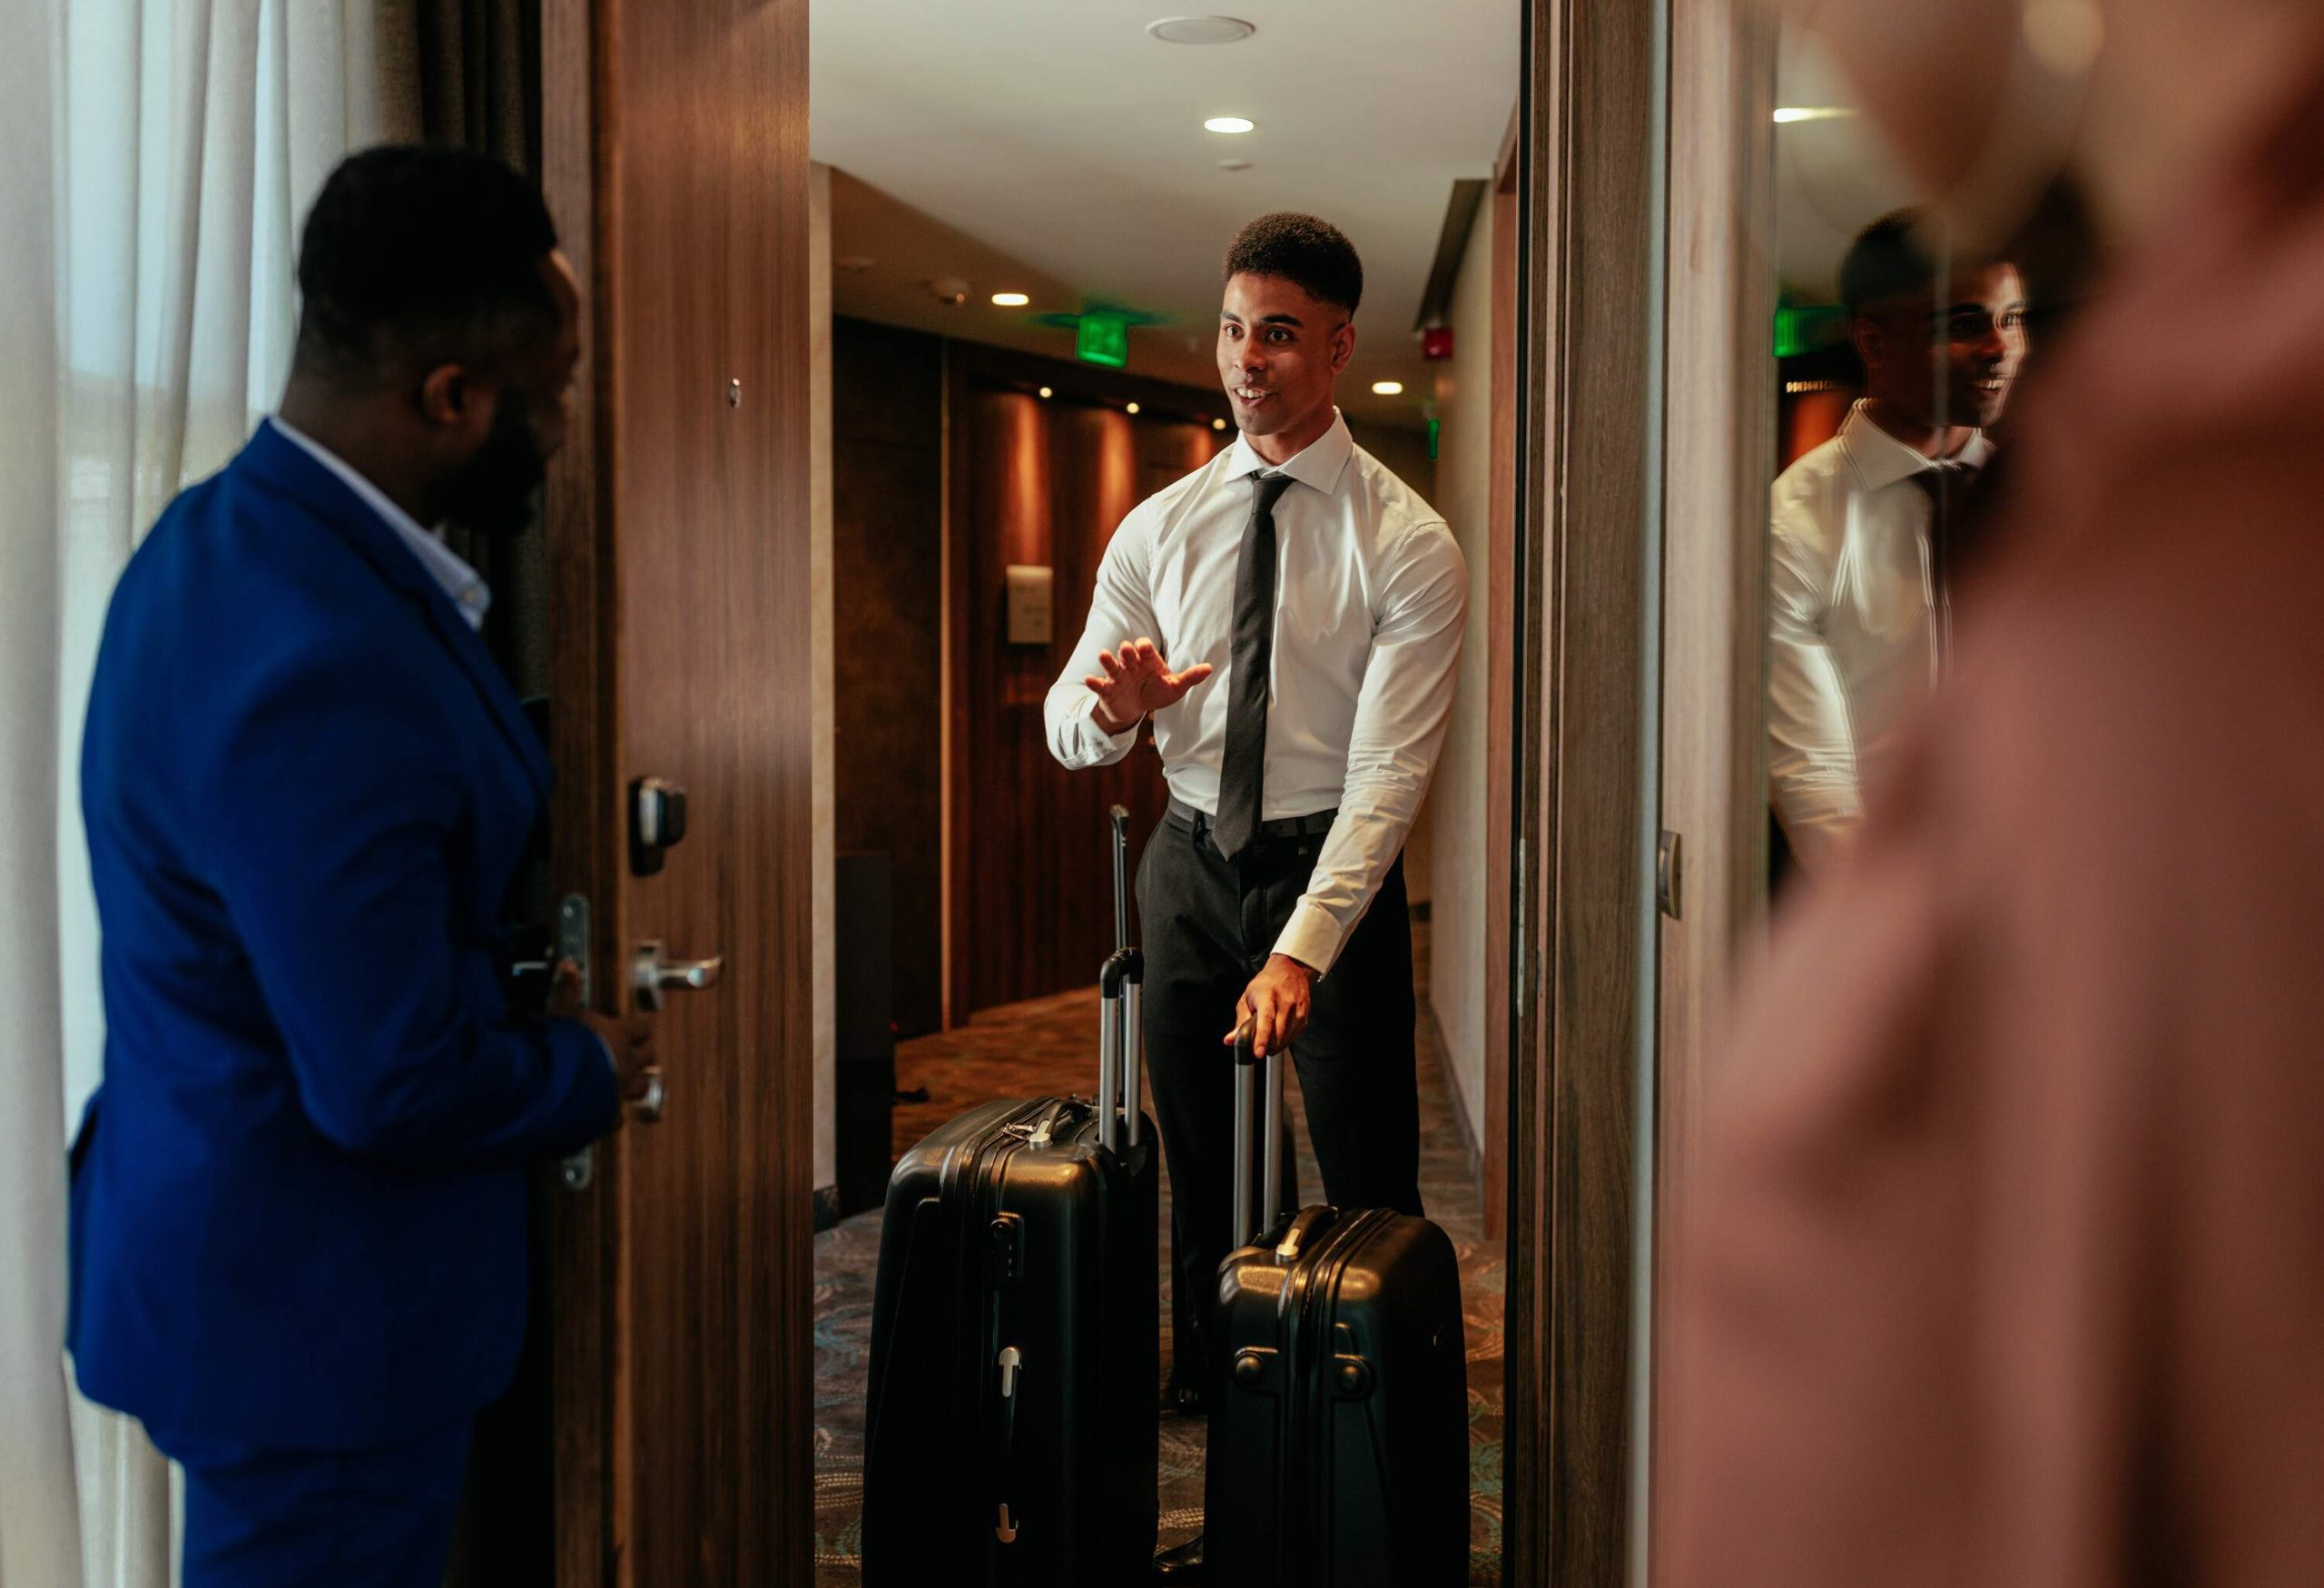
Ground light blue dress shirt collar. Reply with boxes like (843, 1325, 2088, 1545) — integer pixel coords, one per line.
(268, 417, 492, 631)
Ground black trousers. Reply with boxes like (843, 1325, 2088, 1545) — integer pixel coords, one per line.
(1136, 808, 1423, 1382)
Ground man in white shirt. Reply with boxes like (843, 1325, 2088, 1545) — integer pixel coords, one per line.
(1770, 211, 2028, 876)
(1043, 213, 1467, 1476)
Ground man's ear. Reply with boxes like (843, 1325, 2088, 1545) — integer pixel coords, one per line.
(1850, 316, 1885, 372)
(1331, 319, 1357, 375)
(418, 363, 478, 430)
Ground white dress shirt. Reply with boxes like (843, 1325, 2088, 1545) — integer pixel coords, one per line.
(1045, 409, 1468, 975)
(1768, 401, 1993, 873)
(270, 417, 492, 632)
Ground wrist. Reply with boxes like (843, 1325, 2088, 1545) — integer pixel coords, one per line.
(1090, 698, 1140, 735)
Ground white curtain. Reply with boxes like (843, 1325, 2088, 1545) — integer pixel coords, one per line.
(1, 4, 411, 1583)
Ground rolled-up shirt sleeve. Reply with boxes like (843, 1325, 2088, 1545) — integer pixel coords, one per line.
(1046, 503, 1158, 769)
(1273, 522, 1468, 976)
(1767, 487, 1863, 874)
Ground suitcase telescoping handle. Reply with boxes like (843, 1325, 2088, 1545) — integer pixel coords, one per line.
(1109, 804, 1132, 954)
(1098, 948, 1143, 1155)
(1230, 1021, 1285, 1249)
(1098, 806, 1143, 1156)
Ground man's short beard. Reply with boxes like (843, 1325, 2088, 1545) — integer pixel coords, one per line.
(443, 397, 547, 538)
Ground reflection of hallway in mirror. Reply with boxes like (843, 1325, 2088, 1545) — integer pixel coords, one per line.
(810, 916, 1505, 1582)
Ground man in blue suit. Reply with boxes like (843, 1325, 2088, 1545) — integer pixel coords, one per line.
(70, 145, 653, 1586)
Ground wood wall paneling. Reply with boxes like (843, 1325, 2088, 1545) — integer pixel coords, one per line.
(947, 345, 1222, 1017)
(832, 317, 946, 1038)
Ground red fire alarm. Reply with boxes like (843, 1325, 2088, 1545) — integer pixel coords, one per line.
(1421, 325, 1454, 361)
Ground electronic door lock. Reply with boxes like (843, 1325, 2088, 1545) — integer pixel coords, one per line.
(629, 778, 690, 876)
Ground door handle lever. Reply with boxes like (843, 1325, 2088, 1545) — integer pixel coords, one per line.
(630, 941, 724, 1013)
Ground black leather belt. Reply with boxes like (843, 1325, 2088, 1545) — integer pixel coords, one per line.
(1168, 797, 1337, 843)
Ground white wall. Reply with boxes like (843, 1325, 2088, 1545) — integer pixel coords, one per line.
(1418, 194, 1498, 1147)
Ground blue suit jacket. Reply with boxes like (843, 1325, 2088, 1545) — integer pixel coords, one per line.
(69, 422, 617, 1451)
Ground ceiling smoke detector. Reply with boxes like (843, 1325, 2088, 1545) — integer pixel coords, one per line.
(929, 277, 971, 307)
(835, 255, 876, 273)
(1217, 158, 1253, 173)
(1147, 15, 1256, 45)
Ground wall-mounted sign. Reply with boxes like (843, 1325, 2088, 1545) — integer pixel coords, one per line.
(1004, 566, 1054, 646)
(1076, 311, 1131, 369)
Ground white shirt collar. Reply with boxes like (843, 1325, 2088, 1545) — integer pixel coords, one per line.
(1222, 407, 1356, 497)
(267, 417, 492, 631)
(1839, 399, 1995, 494)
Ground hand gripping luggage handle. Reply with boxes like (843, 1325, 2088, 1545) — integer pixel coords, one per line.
(1098, 948, 1144, 1155)
(1230, 1021, 1284, 1249)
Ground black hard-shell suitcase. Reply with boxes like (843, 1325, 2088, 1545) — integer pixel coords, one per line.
(1202, 1028, 1470, 1586)
(860, 809, 1159, 1586)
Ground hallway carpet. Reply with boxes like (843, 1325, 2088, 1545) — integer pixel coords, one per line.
(812, 922, 1504, 1583)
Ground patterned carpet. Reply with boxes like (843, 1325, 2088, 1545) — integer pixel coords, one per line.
(812, 921, 1504, 1583)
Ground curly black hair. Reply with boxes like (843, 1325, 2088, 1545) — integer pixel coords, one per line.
(292, 144, 560, 384)
(1223, 212, 1364, 317)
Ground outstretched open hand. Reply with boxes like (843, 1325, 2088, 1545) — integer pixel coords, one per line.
(1085, 637, 1213, 733)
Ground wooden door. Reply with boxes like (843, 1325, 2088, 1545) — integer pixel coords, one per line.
(541, 1, 813, 1583)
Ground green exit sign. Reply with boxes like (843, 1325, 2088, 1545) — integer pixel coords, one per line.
(1076, 311, 1131, 369)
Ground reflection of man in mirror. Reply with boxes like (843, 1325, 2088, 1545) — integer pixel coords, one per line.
(1041, 214, 1466, 1504)
(1768, 211, 2027, 878)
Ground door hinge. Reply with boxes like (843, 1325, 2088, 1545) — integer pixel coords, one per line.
(1657, 830, 1684, 921)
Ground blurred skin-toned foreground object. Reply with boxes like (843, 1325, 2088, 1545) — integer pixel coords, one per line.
(1663, 0, 2324, 1583)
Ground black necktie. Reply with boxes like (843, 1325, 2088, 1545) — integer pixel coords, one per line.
(1914, 462, 1976, 675)
(1213, 471, 1295, 862)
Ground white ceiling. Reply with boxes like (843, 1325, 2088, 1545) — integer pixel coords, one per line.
(1774, 30, 1918, 302)
(810, 1, 1522, 429)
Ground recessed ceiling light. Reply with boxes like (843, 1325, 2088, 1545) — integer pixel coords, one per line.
(1217, 158, 1253, 173)
(991, 291, 1030, 307)
(1204, 116, 1256, 134)
(1126, 402, 1142, 415)
(1372, 380, 1404, 396)
(1772, 106, 1856, 123)
(2023, 0, 2103, 74)
(1039, 386, 1053, 399)
(1147, 15, 1256, 45)
(1212, 418, 1228, 430)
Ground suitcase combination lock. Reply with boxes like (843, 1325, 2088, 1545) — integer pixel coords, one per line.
(988, 1214, 1024, 1284)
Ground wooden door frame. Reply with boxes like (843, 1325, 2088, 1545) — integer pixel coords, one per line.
(539, 5, 620, 1579)
(537, 0, 1774, 1579)
(1498, 0, 1778, 1581)
(1651, 2, 1777, 1561)
(1481, 113, 1521, 1247)
(1502, 0, 1661, 1576)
